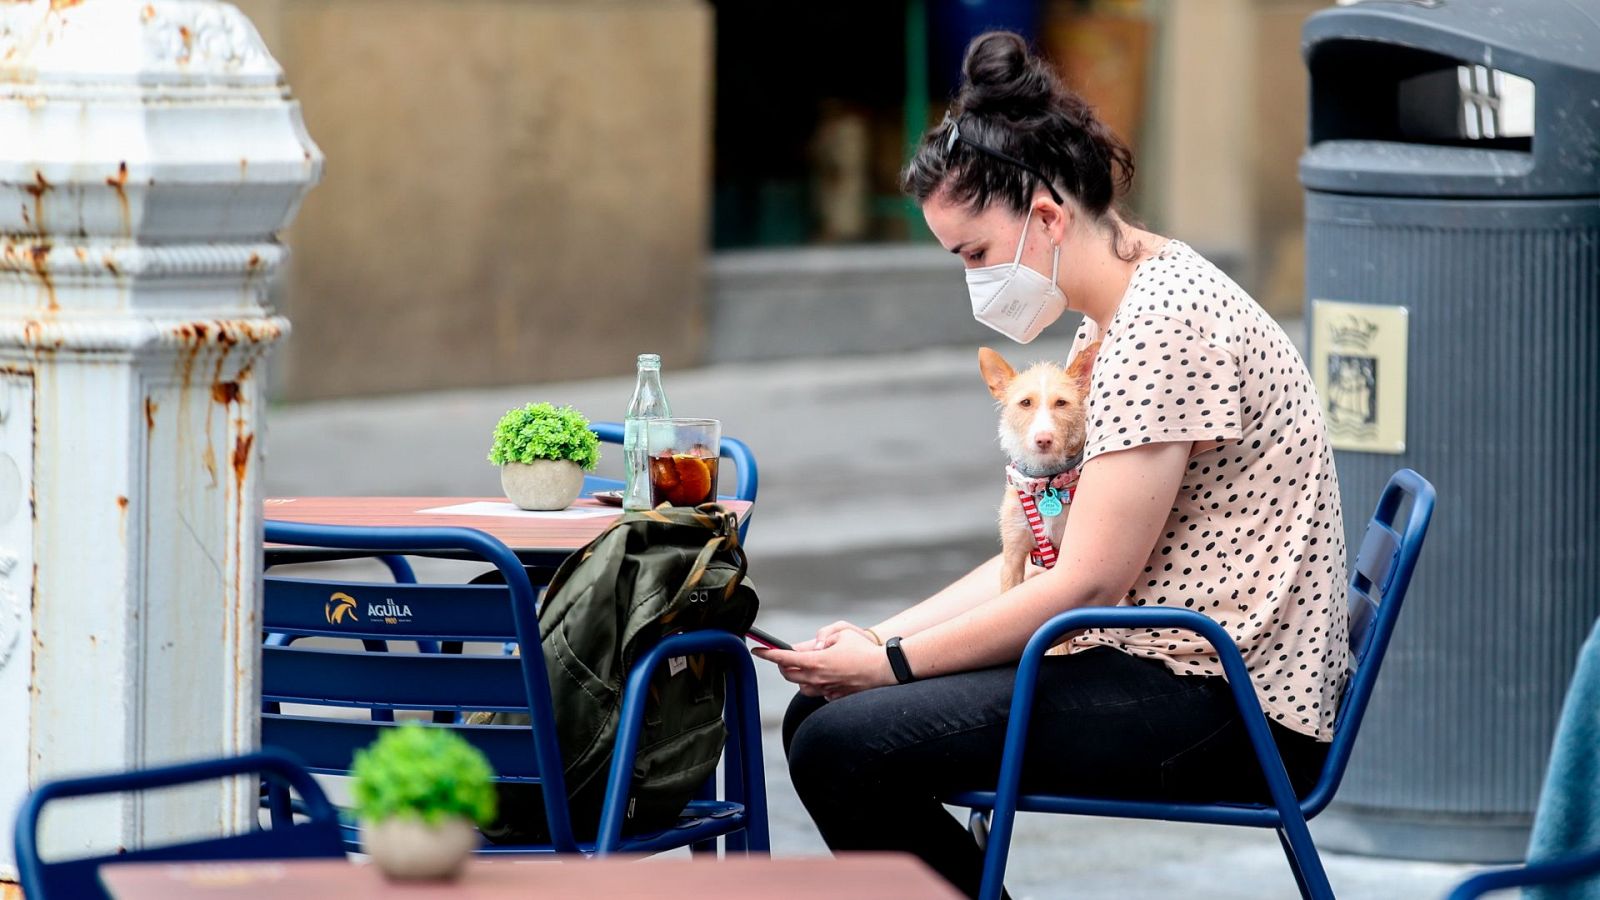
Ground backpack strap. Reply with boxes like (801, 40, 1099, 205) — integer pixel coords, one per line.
(668, 504, 747, 610)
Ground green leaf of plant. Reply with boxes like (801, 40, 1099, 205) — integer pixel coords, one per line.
(350, 722, 499, 826)
(487, 402, 601, 471)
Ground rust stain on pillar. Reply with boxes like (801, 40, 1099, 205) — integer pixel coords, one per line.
(230, 425, 255, 693)
(27, 243, 55, 311)
(243, 252, 263, 303)
(173, 325, 206, 492)
(106, 161, 130, 237)
(3, 238, 58, 313)
(202, 344, 234, 487)
(230, 433, 253, 489)
(23, 171, 49, 234)
(18, 320, 60, 352)
(172, 321, 278, 490)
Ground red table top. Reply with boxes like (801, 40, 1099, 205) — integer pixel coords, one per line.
(264, 497, 751, 556)
(100, 854, 961, 899)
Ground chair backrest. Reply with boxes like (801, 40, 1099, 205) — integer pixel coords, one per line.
(1303, 468, 1436, 814)
(259, 521, 580, 850)
(13, 750, 342, 900)
(586, 422, 760, 540)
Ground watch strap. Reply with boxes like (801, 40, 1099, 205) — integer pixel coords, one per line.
(885, 636, 916, 684)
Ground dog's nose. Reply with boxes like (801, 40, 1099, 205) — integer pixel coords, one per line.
(1033, 434, 1055, 452)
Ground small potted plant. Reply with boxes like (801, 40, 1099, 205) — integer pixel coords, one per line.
(487, 402, 601, 510)
(351, 722, 498, 880)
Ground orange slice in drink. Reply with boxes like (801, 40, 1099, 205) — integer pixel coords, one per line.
(649, 455, 680, 503)
(667, 454, 712, 506)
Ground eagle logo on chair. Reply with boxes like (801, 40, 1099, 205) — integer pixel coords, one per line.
(325, 592, 358, 625)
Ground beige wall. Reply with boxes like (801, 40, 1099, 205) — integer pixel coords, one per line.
(236, 0, 713, 400)
(1143, 0, 1325, 320)
(1147, 0, 1257, 265)
(1253, 0, 1326, 320)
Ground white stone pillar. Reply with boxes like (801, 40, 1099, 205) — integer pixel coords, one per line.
(0, 0, 321, 876)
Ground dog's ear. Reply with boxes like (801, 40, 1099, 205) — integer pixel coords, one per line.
(978, 347, 1016, 400)
(1066, 340, 1102, 393)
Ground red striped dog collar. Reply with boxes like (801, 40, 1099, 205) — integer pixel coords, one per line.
(1006, 463, 1081, 571)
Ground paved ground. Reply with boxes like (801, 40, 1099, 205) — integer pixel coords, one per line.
(265, 325, 1483, 898)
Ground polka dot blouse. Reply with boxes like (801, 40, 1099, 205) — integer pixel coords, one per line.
(1064, 239, 1349, 741)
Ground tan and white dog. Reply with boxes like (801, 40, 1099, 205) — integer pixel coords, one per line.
(978, 342, 1100, 593)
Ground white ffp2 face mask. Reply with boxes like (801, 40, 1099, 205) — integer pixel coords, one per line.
(965, 209, 1064, 344)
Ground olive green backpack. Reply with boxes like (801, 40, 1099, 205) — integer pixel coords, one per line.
(477, 503, 758, 844)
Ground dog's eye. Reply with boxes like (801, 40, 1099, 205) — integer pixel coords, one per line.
(1054, 398, 1068, 408)
(1018, 398, 1032, 408)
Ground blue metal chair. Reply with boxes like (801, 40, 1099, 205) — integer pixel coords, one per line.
(264, 552, 436, 717)
(260, 519, 769, 857)
(587, 421, 760, 543)
(950, 468, 1436, 900)
(1448, 849, 1600, 898)
(13, 750, 343, 900)
(267, 554, 435, 650)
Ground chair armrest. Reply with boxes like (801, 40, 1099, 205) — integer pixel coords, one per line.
(1016, 606, 1264, 717)
(997, 606, 1304, 816)
(594, 630, 763, 854)
(17, 749, 336, 887)
(1447, 848, 1600, 900)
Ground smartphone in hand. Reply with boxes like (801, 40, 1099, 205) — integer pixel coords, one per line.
(746, 626, 793, 652)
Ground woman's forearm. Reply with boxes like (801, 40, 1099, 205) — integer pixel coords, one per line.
(896, 442, 1190, 677)
(871, 552, 1004, 638)
(900, 564, 1107, 677)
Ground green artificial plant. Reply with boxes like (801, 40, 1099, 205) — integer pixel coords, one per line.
(487, 402, 601, 471)
(351, 722, 498, 826)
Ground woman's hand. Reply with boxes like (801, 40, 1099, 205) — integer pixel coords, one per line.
(753, 630, 895, 701)
(810, 620, 879, 650)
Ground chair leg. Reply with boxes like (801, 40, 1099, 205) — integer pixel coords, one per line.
(1277, 828, 1313, 899)
(977, 804, 1016, 900)
(1276, 818, 1334, 900)
(729, 660, 769, 855)
(968, 809, 990, 852)
(689, 774, 720, 857)
(264, 780, 292, 828)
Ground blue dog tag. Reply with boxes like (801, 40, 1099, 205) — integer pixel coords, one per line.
(1037, 487, 1064, 518)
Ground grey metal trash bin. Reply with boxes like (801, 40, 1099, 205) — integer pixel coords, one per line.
(1300, 0, 1600, 863)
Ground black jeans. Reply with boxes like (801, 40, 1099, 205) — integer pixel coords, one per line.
(781, 647, 1329, 899)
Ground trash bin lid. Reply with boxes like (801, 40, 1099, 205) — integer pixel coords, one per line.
(1301, 0, 1600, 198)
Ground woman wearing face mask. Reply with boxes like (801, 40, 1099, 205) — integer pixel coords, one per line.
(753, 31, 1346, 898)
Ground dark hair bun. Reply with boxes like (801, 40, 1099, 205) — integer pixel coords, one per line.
(958, 31, 1056, 121)
(903, 28, 1136, 239)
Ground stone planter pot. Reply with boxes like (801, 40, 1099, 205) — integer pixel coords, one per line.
(500, 460, 584, 510)
(362, 815, 477, 880)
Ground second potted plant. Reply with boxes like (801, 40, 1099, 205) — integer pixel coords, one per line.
(351, 722, 498, 880)
(487, 402, 601, 510)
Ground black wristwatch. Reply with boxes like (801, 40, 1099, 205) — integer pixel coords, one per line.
(885, 636, 916, 684)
